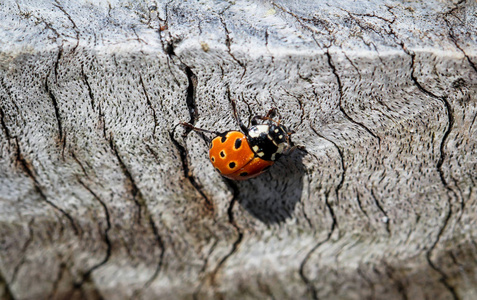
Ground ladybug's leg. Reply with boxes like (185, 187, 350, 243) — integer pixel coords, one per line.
(230, 99, 249, 134)
(180, 122, 220, 145)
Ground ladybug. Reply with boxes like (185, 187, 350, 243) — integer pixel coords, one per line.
(182, 100, 294, 180)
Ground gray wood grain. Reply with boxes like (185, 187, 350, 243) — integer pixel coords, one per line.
(0, 0, 476, 299)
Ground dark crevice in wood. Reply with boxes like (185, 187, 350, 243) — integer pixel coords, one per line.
(72, 274, 104, 300)
(0, 106, 11, 140)
(192, 180, 243, 300)
(76, 179, 112, 281)
(52, 1, 80, 51)
(325, 49, 381, 147)
(282, 88, 306, 128)
(383, 261, 409, 300)
(184, 66, 198, 126)
(0, 270, 15, 300)
(355, 191, 370, 219)
(300, 126, 342, 299)
(310, 124, 345, 209)
(53, 46, 63, 81)
(45, 74, 65, 151)
(81, 64, 95, 111)
(14, 138, 79, 235)
(399, 46, 459, 300)
(169, 128, 214, 212)
(139, 72, 158, 136)
(443, 1, 477, 73)
(357, 265, 375, 299)
(370, 188, 391, 234)
(48, 262, 67, 299)
(298, 191, 336, 300)
(211, 180, 243, 295)
(71, 151, 88, 177)
(219, 17, 247, 79)
(155, 3, 181, 87)
(10, 218, 35, 284)
(109, 138, 147, 224)
(132, 215, 166, 299)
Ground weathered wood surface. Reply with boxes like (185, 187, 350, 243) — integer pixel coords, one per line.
(0, 0, 476, 299)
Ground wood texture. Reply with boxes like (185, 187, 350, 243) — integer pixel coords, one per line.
(0, 0, 476, 299)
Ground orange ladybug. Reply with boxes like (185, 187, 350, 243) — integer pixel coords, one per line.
(183, 100, 293, 180)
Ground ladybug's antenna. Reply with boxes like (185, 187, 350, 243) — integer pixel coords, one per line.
(230, 98, 249, 134)
(180, 122, 220, 135)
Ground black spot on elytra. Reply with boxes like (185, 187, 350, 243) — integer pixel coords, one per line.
(221, 135, 227, 143)
(229, 162, 236, 169)
(220, 151, 225, 158)
(211, 156, 215, 162)
(234, 138, 242, 149)
(240, 172, 248, 176)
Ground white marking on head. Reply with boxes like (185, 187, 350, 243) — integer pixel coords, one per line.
(274, 128, 279, 133)
(252, 145, 259, 152)
(249, 125, 269, 138)
(257, 152, 265, 157)
(278, 135, 283, 139)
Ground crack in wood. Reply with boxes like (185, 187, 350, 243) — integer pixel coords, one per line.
(77, 179, 112, 282)
(48, 261, 67, 299)
(210, 180, 243, 297)
(10, 218, 35, 284)
(219, 17, 247, 79)
(0, 270, 15, 300)
(376, 260, 410, 300)
(357, 265, 375, 299)
(184, 66, 198, 126)
(131, 215, 166, 299)
(282, 88, 306, 128)
(299, 191, 336, 300)
(71, 151, 88, 177)
(325, 49, 381, 146)
(370, 188, 391, 234)
(109, 138, 147, 223)
(192, 179, 243, 300)
(139, 72, 158, 136)
(443, 3, 477, 74)
(310, 125, 345, 208)
(272, 2, 333, 41)
(298, 126, 343, 299)
(15, 2, 61, 42)
(355, 191, 370, 219)
(81, 64, 95, 111)
(169, 128, 214, 212)
(399, 45, 460, 300)
(0, 106, 11, 140)
(52, 1, 80, 51)
(53, 46, 63, 81)
(45, 74, 65, 151)
(14, 138, 79, 235)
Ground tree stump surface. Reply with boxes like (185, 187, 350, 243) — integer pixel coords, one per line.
(0, 0, 476, 299)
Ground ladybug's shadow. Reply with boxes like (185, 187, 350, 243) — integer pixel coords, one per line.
(233, 149, 307, 224)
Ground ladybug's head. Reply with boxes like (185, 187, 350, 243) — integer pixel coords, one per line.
(246, 123, 293, 161)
